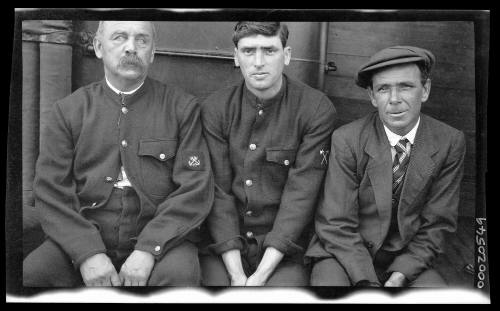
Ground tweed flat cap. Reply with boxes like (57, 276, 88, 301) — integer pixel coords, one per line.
(355, 46, 435, 88)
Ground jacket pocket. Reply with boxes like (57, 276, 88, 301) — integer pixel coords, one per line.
(262, 148, 297, 201)
(138, 139, 177, 198)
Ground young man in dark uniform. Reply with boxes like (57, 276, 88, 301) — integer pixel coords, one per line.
(23, 21, 213, 287)
(200, 22, 337, 286)
(306, 46, 466, 287)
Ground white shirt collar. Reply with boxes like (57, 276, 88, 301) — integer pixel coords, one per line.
(105, 76, 144, 95)
(383, 116, 420, 147)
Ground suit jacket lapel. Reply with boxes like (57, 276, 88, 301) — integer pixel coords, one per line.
(365, 115, 393, 239)
(398, 115, 438, 238)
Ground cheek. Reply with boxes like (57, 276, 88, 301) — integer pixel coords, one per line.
(271, 58, 284, 71)
(372, 94, 388, 108)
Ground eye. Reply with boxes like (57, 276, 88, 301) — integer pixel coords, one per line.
(112, 34, 125, 41)
(242, 48, 254, 55)
(265, 48, 276, 55)
(377, 85, 389, 93)
(399, 84, 413, 91)
(136, 38, 147, 45)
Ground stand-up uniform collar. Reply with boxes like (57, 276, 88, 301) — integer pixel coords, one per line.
(243, 75, 287, 110)
(102, 76, 149, 107)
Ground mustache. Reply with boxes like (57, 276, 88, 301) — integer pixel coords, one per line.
(119, 54, 144, 67)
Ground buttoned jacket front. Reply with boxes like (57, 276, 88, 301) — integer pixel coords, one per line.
(34, 77, 213, 267)
(201, 75, 336, 257)
(306, 112, 466, 283)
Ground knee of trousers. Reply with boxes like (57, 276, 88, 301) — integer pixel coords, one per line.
(148, 244, 201, 286)
(149, 259, 201, 286)
(23, 255, 45, 287)
(199, 255, 230, 286)
(310, 257, 351, 286)
(23, 248, 79, 287)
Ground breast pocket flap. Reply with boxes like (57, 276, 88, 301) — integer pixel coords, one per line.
(138, 139, 177, 161)
(265, 148, 297, 166)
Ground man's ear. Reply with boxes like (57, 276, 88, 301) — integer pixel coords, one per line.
(284, 46, 291, 66)
(93, 36, 103, 59)
(233, 47, 239, 67)
(421, 78, 431, 103)
(149, 45, 155, 64)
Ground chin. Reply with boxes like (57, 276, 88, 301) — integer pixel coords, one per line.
(248, 82, 270, 91)
(121, 71, 145, 81)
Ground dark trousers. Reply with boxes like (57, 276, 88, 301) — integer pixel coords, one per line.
(200, 234, 309, 286)
(310, 249, 446, 287)
(23, 187, 200, 287)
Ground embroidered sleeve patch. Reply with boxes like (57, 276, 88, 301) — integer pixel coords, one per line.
(182, 151, 206, 171)
(320, 149, 329, 166)
(314, 146, 330, 169)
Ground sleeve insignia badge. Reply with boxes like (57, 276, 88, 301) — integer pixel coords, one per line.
(188, 156, 201, 167)
(320, 149, 329, 166)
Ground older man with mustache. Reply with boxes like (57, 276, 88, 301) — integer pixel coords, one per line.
(23, 21, 213, 287)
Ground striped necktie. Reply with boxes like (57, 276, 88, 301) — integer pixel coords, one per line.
(392, 138, 410, 193)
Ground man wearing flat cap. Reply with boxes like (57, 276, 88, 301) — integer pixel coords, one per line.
(305, 46, 466, 287)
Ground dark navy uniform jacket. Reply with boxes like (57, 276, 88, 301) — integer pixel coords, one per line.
(34, 77, 213, 267)
(200, 75, 336, 259)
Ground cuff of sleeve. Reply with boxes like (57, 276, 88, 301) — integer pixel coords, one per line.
(208, 236, 245, 254)
(134, 221, 186, 260)
(73, 248, 107, 269)
(262, 232, 303, 256)
(66, 232, 107, 268)
(340, 256, 379, 285)
(387, 253, 426, 283)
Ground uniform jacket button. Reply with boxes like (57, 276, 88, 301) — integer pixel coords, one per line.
(249, 143, 256, 150)
(283, 159, 290, 166)
(159, 153, 166, 160)
(121, 140, 128, 147)
(154, 245, 161, 252)
(245, 179, 253, 186)
(246, 210, 253, 216)
(246, 231, 254, 238)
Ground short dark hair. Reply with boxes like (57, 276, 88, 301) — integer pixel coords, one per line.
(368, 60, 432, 89)
(232, 22, 289, 48)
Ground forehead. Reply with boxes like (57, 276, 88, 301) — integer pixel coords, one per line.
(237, 34, 283, 48)
(371, 63, 422, 84)
(101, 21, 153, 36)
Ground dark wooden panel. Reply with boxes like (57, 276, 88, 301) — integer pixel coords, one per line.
(155, 22, 234, 54)
(327, 96, 376, 128)
(328, 22, 475, 58)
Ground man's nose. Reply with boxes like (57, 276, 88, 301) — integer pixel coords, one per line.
(254, 50, 264, 67)
(389, 87, 401, 103)
(124, 38, 137, 54)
